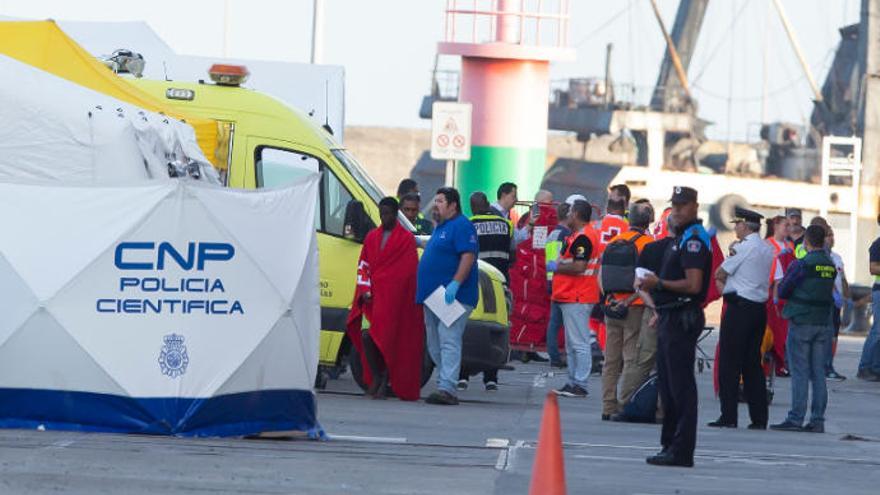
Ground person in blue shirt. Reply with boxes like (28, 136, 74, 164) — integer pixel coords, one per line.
(417, 187, 479, 405)
(858, 215, 880, 382)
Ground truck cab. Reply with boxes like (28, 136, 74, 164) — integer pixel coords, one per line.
(128, 72, 510, 386)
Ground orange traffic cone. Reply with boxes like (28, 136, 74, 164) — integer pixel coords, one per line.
(528, 392, 566, 495)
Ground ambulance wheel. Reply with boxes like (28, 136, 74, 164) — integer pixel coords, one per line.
(349, 348, 434, 391)
(710, 194, 748, 232)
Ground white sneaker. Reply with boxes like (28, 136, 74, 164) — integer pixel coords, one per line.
(456, 379, 469, 391)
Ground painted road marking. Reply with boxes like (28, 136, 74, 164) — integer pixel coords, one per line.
(330, 435, 407, 444)
(485, 438, 510, 448)
(532, 373, 546, 388)
(549, 441, 880, 466)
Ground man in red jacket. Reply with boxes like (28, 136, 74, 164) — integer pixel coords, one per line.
(347, 197, 425, 400)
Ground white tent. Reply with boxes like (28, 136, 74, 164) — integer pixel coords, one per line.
(55, 20, 347, 141)
(0, 176, 322, 437)
(0, 54, 218, 185)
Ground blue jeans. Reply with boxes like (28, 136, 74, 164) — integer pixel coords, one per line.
(560, 303, 593, 390)
(858, 291, 880, 374)
(785, 323, 828, 426)
(546, 301, 564, 363)
(825, 308, 840, 373)
(424, 305, 473, 395)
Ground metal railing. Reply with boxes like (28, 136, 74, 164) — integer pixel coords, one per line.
(425, 69, 691, 113)
(444, 0, 570, 48)
(430, 70, 461, 101)
(549, 79, 689, 112)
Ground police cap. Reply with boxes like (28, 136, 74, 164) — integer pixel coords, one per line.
(785, 207, 802, 219)
(670, 186, 698, 204)
(731, 206, 764, 224)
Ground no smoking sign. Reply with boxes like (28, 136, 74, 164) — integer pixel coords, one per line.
(431, 102, 472, 161)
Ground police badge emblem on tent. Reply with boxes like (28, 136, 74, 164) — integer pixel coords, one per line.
(159, 333, 189, 378)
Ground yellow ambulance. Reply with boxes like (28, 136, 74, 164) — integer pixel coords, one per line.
(0, 20, 509, 389)
(128, 67, 510, 388)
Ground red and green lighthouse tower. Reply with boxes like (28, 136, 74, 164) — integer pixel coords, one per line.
(438, 0, 574, 203)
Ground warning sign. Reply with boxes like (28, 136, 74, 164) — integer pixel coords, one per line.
(431, 102, 472, 161)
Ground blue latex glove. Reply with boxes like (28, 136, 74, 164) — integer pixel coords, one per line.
(546, 260, 558, 273)
(445, 280, 460, 304)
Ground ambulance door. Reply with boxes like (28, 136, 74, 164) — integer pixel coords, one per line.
(251, 140, 369, 363)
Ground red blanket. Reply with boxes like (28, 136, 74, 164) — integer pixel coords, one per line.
(510, 204, 558, 347)
(346, 223, 424, 400)
(704, 235, 725, 307)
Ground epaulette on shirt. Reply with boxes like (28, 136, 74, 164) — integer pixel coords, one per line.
(679, 224, 710, 252)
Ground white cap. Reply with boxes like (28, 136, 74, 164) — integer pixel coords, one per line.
(565, 194, 587, 205)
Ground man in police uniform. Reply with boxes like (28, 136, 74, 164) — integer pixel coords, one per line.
(639, 186, 713, 468)
(771, 225, 836, 432)
(469, 192, 514, 283)
(461, 191, 513, 392)
(710, 207, 775, 429)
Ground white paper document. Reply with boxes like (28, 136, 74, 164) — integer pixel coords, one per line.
(424, 286, 467, 327)
(635, 267, 655, 280)
(531, 226, 548, 249)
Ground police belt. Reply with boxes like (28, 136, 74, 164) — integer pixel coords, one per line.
(722, 292, 764, 306)
(654, 297, 695, 311)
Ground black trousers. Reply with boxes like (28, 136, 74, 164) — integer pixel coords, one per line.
(718, 294, 768, 425)
(656, 306, 704, 462)
(459, 368, 498, 384)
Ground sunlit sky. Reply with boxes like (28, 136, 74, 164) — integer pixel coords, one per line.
(1, 0, 861, 141)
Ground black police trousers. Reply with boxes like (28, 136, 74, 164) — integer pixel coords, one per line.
(656, 306, 704, 462)
(718, 294, 768, 426)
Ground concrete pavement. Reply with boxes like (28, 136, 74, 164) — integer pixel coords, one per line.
(0, 334, 877, 494)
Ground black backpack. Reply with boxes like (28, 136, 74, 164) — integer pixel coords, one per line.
(600, 233, 642, 294)
(619, 373, 658, 423)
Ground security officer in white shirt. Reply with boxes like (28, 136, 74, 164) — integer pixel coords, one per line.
(710, 206, 776, 429)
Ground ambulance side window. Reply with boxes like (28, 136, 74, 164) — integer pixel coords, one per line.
(255, 146, 321, 230)
(256, 147, 319, 187)
(321, 167, 357, 238)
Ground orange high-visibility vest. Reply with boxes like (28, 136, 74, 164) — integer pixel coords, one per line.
(552, 225, 601, 304)
(597, 214, 628, 248)
(767, 238, 793, 283)
(606, 229, 655, 306)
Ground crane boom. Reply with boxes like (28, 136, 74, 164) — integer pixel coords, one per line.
(770, 0, 823, 103)
(650, 0, 709, 112)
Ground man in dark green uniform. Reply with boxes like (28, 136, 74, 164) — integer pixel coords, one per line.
(771, 225, 836, 433)
(639, 186, 712, 468)
(400, 193, 434, 235)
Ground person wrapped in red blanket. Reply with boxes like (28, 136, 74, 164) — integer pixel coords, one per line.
(346, 197, 424, 400)
(509, 202, 558, 350)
